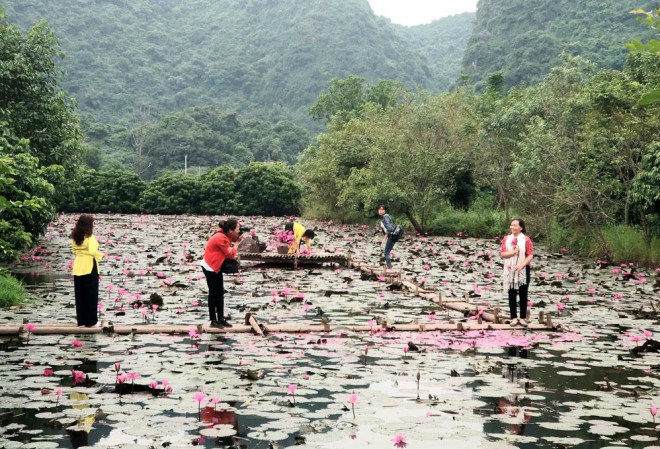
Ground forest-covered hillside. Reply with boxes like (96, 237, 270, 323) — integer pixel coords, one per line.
(1, 0, 473, 129)
(462, 0, 658, 89)
(395, 13, 475, 92)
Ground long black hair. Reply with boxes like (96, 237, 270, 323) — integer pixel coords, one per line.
(71, 214, 94, 245)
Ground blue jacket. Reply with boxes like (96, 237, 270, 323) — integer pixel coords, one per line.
(380, 214, 395, 234)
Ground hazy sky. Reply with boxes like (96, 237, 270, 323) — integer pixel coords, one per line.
(367, 0, 478, 26)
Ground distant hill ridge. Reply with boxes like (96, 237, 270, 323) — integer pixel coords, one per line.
(2, 0, 474, 128)
(462, 0, 658, 89)
(3, 0, 653, 129)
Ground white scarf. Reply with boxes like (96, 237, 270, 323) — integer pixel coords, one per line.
(502, 233, 527, 293)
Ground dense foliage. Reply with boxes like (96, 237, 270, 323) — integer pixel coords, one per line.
(395, 12, 475, 92)
(0, 270, 26, 307)
(0, 8, 84, 262)
(63, 169, 147, 214)
(302, 47, 660, 262)
(83, 107, 311, 179)
(1, 0, 472, 131)
(235, 163, 302, 216)
(62, 163, 302, 217)
(461, 0, 658, 90)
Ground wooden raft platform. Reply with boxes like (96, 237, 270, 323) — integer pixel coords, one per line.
(239, 252, 347, 268)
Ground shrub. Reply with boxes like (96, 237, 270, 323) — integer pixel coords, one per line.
(0, 272, 26, 308)
(428, 207, 506, 239)
(140, 173, 202, 214)
(235, 162, 302, 216)
(199, 166, 240, 214)
(64, 169, 146, 213)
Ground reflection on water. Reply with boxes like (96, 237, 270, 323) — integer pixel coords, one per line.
(10, 271, 70, 285)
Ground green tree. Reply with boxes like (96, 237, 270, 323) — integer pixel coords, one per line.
(235, 162, 301, 216)
(625, 7, 660, 104)
(199, 166, 240, 214)
(309, 76, 402, 128)
(140, 173, 201, 214)
(0, 138, 56, 261)
(64, 169, 146, 213)
(0, 8, 83, 259)
(0, 7, 83, 175)
(631, 142, 660, 241)
(337, 92, 475, 232)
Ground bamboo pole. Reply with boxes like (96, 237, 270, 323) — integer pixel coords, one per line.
(1, 321, 558, 336)
(246, 314, 265, 336)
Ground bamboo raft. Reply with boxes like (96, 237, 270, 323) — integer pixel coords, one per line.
(1, 317, 555, 336)
(0, 252, 561, 336)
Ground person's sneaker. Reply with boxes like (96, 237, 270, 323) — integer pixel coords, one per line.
(210, 320, 222, 328)
(519, 319, 527, 327)
(217, 318, 232, 328)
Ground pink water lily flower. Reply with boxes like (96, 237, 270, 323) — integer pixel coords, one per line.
(391, 434, 408, 448)
(71, 340, 84, 347)
(349, 393, 357, 404)
(24, 323, 35, 331)
(193, 392, 206, 403)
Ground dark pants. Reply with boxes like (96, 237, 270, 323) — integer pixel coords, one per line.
(74, 260, 99, 326)
(384, 237, 395, 269)
(203, 267, 224, 322)
(508, 266, 530, 319)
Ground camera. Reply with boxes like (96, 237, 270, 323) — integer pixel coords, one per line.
(239, 226, 251, 235)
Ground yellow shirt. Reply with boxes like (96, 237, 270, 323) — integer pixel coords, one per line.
(288, 222, 311, 253)
(71, 235, 104, 276)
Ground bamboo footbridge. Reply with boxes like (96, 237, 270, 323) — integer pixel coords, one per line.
(0, 252, 561, 336)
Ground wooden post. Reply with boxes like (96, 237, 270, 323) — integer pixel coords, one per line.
(538, 311, 544, 324)
(293, 254, 298, 270)
(545, 313, 553, 328)
(246, 313, 264, 336)
(493, 307, 500, 324)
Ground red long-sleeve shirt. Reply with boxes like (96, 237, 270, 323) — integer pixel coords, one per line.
(203, 230, 237, 273)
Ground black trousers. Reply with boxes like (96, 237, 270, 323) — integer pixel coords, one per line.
(74, 260, 99, 326)
(203, 267, 224, 322)
(508, 266, 530, 319)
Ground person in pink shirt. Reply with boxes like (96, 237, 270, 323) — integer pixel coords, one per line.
(500, 218, 534, 326)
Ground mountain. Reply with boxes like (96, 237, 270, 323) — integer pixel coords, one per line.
(1, 0, 473, 129)
(394, 13, 475, 92)
(462, 0, 658, 90)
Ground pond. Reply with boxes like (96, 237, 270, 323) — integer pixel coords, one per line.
(0, 214, 658, 448)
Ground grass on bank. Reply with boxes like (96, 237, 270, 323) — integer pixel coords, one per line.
(0, 272, 26, 308)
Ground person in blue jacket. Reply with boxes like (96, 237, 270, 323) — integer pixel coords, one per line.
(378, 205, 397, 269)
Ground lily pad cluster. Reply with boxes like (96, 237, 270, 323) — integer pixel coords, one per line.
(0, 214, 658, 448)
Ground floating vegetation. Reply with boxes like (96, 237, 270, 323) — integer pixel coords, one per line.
(0, 214, 658, 448)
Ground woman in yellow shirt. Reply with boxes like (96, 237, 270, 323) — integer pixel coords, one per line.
(284, 221, 315, 253)
(71, 215, 104, 327)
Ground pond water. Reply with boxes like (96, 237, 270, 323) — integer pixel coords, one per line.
(0, 214, 658, 448)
